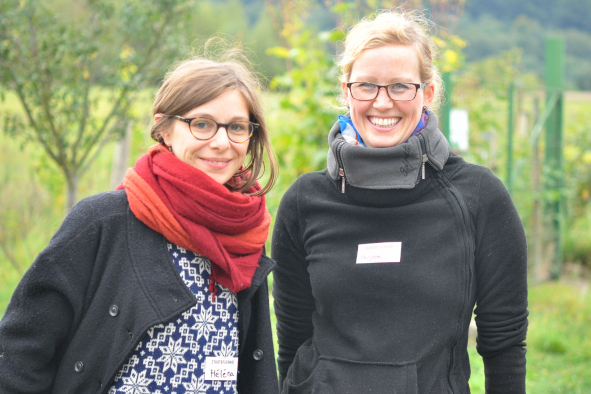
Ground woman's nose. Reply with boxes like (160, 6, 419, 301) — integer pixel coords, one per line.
(209, 126, 231, 150)
(373, 86, 394, 109)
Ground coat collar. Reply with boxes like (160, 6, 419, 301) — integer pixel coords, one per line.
(126, 203, 275, 319)
(327, 112, 450, 190)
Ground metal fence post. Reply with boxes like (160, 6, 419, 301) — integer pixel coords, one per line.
(441, 72, 452, 141)
(544, 37, 565, 280)
(507, 82, 515, 194)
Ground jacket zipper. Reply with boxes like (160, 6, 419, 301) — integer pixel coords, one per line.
(336, 141, 346, 193)
(434, 179, 474, 394)
(417, 133, 429, 182)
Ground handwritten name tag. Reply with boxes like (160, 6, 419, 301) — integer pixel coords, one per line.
(356, 242, 402, 264)
(204, 356, 238, 381)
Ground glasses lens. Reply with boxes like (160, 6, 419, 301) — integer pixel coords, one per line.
(227, 121, 253, 143)
(350, 83, 378, 100)
(387, 83, 417, 101)
(189, 118, 217, 140)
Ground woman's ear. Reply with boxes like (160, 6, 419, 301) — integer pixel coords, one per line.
(423, 82, 435, 108)
(153, 113, 169, 145)
(342, 81, 350, 108)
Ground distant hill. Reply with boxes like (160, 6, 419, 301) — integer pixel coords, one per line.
(457, 0, 591, 89)
(465, 0, 591, 34)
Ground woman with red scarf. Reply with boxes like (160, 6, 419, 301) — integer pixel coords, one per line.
(0, 56, 279, 394)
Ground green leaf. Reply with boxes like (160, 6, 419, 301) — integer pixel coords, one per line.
(331, 2, 356, 14)
(266, 46, 289, 59)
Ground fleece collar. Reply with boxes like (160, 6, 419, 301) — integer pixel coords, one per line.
(327, 112, 450, 190)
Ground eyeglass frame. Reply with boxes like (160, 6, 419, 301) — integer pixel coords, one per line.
(172, 115, 258, 143)
(346, 82, 427, 102)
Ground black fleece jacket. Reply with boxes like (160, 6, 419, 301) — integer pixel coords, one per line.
(0, 190, 279, 394)
(272, 117, 528, 394)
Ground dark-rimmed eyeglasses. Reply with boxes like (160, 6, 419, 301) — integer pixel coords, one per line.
(346, 82, 427, 101)
(173, 115, 257, 143)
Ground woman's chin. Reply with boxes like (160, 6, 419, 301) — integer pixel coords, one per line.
(364, 133, 407, 148)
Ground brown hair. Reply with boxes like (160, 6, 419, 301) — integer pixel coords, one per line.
(337, 9, 444, 110)
(151, 54, 277, 196)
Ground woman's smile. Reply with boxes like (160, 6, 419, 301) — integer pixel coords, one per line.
(368, 116, 401, 129)
(200, 157, 232, 167)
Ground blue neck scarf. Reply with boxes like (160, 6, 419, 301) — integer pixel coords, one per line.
(339, 110, 430, 147)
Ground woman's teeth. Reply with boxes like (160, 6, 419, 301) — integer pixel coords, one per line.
(369, 117, 400, 128)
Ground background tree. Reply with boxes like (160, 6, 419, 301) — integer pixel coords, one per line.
(0, 0, 191, 209)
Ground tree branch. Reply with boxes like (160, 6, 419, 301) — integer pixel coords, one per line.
(26, 10, 67, 169)
(72, 12, 101, 165)
(76, 7, 176, 172)
(11, 80, 62, 166)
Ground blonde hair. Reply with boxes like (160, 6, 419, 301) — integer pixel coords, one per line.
(151, 52, 277, 196)
(337, 9, 444, 110)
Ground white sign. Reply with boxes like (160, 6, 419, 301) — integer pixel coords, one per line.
(450, 108, 469, 151)
(356, 242, 402, 264)
(204, 357, 238, 381)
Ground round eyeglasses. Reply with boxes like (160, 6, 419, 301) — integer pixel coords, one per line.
(346, 82, 427, 101)
(173, 115, 257, 143)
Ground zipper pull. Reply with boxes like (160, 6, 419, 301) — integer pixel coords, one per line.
(422, 154, 428, 180)
(339, 168, 345, 193)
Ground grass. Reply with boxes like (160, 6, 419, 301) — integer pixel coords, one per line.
(467, 280, 591, 393)
(525, 281, 591, 393)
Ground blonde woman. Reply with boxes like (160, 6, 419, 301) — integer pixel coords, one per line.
(0, 56, 279, 394)
(272, 10, 528, 394)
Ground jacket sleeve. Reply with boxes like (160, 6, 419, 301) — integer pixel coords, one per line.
(0, 198, 101, 393)
(237, 274, 280, 394)
(472, 169, 528, 393)
(271, 180, 316, 388)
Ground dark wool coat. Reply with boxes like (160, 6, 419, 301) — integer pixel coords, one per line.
(0, 190, 279, 394)
(272, 115, 528, 394)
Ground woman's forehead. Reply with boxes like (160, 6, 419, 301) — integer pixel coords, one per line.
(349, 45, 421, 81)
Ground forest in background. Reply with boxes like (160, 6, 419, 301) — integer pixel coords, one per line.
(35, 0, 591, 90)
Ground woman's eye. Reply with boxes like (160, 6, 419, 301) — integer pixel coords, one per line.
(392, 83, 409, 90)
(230, 123, 246, 131)
(359, 83, 376, 89)
(193, 121, 211, 130)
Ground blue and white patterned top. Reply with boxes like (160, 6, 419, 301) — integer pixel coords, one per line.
(108, 243, 239, 394)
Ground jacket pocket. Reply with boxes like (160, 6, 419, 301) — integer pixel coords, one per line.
(284, 355, 418, 394)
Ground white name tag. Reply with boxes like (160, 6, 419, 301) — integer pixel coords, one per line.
(356, 242, 402, 264)
(204, 356, 238, 381)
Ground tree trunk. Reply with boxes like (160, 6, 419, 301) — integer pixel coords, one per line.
(66, 175, 79, 212)
(110, 121, 132, 190)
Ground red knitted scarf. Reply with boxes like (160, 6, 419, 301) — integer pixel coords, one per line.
(119, 145, 270, 294)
